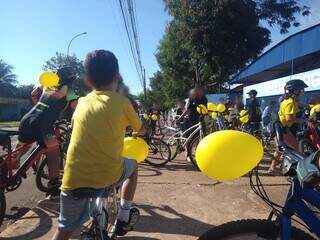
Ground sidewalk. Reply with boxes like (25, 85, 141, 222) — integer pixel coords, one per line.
(0, 158, 289, 240)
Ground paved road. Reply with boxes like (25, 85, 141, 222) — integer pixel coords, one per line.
(1, 172, 44, 231)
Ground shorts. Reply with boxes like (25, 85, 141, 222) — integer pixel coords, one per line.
(58, 158, 137, 231)
(18, 115, 56, 148)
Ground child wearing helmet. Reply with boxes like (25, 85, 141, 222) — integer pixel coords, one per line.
(15, 67, 78, 198)
(268, 79, 308, 173)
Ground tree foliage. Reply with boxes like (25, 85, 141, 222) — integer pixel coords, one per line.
(144, 0, 309, 109)
(43, 52, 88, 95)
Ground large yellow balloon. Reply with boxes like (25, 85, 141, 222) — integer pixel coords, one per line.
(39, 72, 59, 88)
(196, 130, 263, 181)
(207, 102, 217, 112)
(151, 114, 158, 121)
(197, 104, 208, 114)
(122, 137, 149, 163)
(217, 104, 226, 113)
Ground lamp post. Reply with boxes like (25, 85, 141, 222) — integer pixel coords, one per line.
(67, 32, 87, 56)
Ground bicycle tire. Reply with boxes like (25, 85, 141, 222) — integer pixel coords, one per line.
(298, 138, 316, 156)
(187, 134, 200, 169)
(145, 138, 171, 166)
(161, 135, 181, 161)
(36, 154, 65, 193)
(0, 189, 6, 227)
(198, 219, 316, 240)
(35, 156, 50, 192)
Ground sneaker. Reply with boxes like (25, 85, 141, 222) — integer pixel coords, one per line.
(115, 208, 140, 236)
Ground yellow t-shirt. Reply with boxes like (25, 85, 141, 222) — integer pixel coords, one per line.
(278, 98, 299, 127)
(61, 90, 142, 191)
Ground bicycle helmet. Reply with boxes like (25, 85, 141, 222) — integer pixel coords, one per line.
(56, 66, 77, 86)
(284, 79, 308, 93)
(247, 89, 257, 97)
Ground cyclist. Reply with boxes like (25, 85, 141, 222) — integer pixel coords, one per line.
(53, 50, 146, 240)
(176, 85, 208, 129)
(268, 79, 308, 173)
(15, 67, 78, 197)
(245, 89, 262, 134)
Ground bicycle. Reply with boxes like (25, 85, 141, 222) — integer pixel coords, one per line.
(35, 120, 72, 192)
(143, 122, 172, 167)
(80, 187, 140, 240)
(0, 120, 70, 226)
(198, 123, 320, 240)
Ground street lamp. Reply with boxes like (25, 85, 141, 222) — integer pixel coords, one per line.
(67, 32, 87, 56)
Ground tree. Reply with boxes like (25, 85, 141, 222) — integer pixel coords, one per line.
(43, 52, 88, 95)
(0, 59, 18, 97)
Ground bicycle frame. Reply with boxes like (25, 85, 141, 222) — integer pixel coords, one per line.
(165, 122, 201, 149)
(280, 179, 320, 239)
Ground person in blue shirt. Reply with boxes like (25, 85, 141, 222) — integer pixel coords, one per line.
(262, 100, 276, 135)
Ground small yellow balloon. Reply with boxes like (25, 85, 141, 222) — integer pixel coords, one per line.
(196, 130, 263, 181)
(39, 72, 59, 88)
(207, 102, 217, 112)
(211, 112, 218, 119)
(217, 104, 226, 113)
(143, 113, 149, 120)
(240, 115, 249, 123)
(197, 104, 208, 114)
(122, 137, 149, 163)
(151, 114, 158, 121)
(310, 104, 320, 116)
(240, 110, 248, 117)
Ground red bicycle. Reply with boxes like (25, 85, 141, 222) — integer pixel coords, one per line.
(0, 120, 71, 226)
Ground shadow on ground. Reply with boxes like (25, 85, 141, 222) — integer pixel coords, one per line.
(133, 204, 213, 238)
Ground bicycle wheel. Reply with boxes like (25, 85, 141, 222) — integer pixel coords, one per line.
(35, 154, 65, 193)
(187, 135, 200, 169)
(145, 138, 171, 166)
(299, 138, 316, 156)
(198, 219, 316, 240)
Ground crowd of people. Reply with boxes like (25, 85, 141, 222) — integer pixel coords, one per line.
(7, 45, 320, 239)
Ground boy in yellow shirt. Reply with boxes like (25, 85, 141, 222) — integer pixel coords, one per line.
(53, 50, 145, 240)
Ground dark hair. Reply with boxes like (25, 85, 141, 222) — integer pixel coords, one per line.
(84, 50, 119, 88)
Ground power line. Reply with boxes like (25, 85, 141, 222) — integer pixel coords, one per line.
(118, 0, 145, 95)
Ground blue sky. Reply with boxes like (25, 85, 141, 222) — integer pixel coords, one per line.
(0, 0, 319, 94)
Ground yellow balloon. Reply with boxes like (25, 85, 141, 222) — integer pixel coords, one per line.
(197, 104, 208, 114)
(39, 72, 59, 88)
(196, 130, 263, 181)
(211, 112, 218, 119)
(240, 110, 248, 117)
(217, 104, 226, 113)
(122, 137, 149, 163)
(143, 113, 149, 120)
(240, 115, 249, 123)
(151, 114, 158, 121)
(310, 104, 320, 116)
(207, 102, 217, 112)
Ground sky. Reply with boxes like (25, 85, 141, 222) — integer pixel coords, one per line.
(0, 0, 319, 94)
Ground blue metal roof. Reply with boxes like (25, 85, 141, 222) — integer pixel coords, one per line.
(232, 23, 320, 84)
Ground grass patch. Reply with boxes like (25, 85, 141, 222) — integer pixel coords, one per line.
(0, 121, 20, 128)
